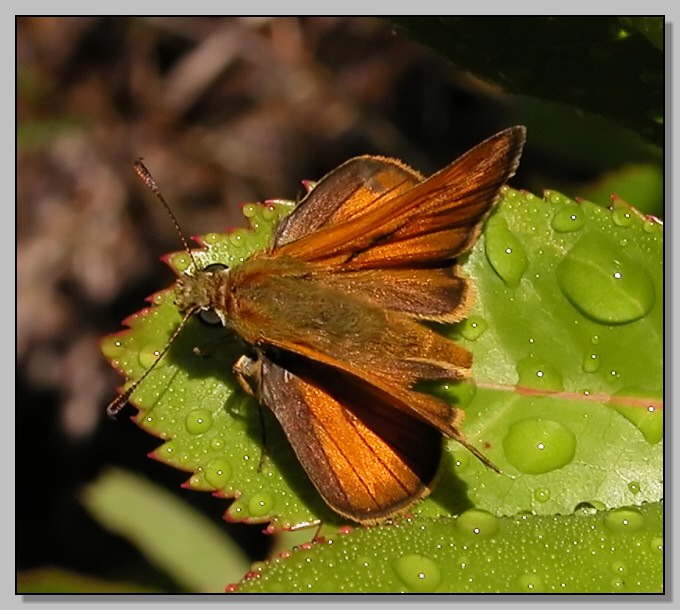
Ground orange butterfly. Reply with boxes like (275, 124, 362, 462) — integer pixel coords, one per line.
(110, 126, 526, 523)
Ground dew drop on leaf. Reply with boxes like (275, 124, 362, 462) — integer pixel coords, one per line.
(455, 509, 500, 538)
(210, 436, 225, 450)
(515, 573, 545, 592)
(573, 500, 607, 516)
(503, 419, 576, 474)
(229, 231, 246, 248)
(248, 492, 276, 517)
(139, 343, 166, 369)
(390, 553, 442, 592)
(262, 205, 279, 221)
(627, 481, 641, 495)
(185, 408, 214, 435)
(171, 252, 192, 272)
(516, 357, 563, 391)
(611, 205, 635, 228)
(607, 389, 663, 444)
(228, 500, 245, 520)
(100, 337, 124, 359)
(556, 236, 656, 324)
(551, 204, 586, 233)
(242, 203, 258, 218)
(582, 352, 601, 373)
(604, 507, 645, 533)
(204, 457, 232, 489)
(155, 442, 175, 460)
(484, 215, 528, 287)
(643, 219, 662, 234)
(459, 315, 488, 341)
(533, 488, 551, 503)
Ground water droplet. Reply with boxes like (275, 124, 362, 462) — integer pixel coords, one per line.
(203, 233, 221, 245)
(610, 576, 626, 590)
(556, 236, 656, 324)
(591, 334, 600, 345)
(229, 231, 245, 247)
(391, 554, 441, 592)
(484, 215, 528, 287)
(455, 509, 499, 538)
(604, 507, 645, 533)
(210, 436, 225, 451)
(574, 501, 606, 516)
(650, 536, 663, 554)
(516, 573, 545, 592)
(608, 389, 663, 444)
(546, 191, 564, 205)
(459, 316, 488, 341)
(155, 442, 175, 461)
(611, 560, 627, 574)
(204, 458, 232, 489)
(228, 501, 245, 520)
(552, 204, 585, 233)
(611, 205, 635, 228)
(262, 205, 278, 221)
(582, 352, 600, 373)
(516, 357, 563, 391)
(139, 343, 166, 369)
(642, 219, 662, 234)
(534, 488, 551, 503)
(248, 492, 275, 517)
(185, 408, 214, 435)
(171, 252, 192, 272)
(503, 419, 576, 474)
(355, 555, 373, 569)
(242, 203, 257, 218)
(627, 481, 641, 495)
(101, 337, 124, 359)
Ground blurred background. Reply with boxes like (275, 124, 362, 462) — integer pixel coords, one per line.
(16, 16, 663, 592)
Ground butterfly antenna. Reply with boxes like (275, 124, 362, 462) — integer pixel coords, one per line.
(454, 433, 502, 475)
(133, 159, 199, 272)
(106, 309, 195, 417)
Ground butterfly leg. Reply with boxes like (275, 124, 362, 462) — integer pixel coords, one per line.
(233, 353, 263, 398)
(234, 353, 269, 472)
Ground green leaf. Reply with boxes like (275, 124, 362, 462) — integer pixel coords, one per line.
(101, 186, 662, 533)
(436, 188, 663, 519)
(80, 467, 250, 592)
(388, 17, 663, 147)
(233, 503, 663, 593)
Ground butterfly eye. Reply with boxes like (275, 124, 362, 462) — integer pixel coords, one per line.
(203, 263, 228, 273)
(198, 309, 222, 326)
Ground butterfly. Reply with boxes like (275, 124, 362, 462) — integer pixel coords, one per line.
(110, 126, 526, 523)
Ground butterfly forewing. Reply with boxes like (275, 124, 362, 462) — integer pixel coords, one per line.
(275, 156, 423, 247)
(273, 126, 526, 269)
